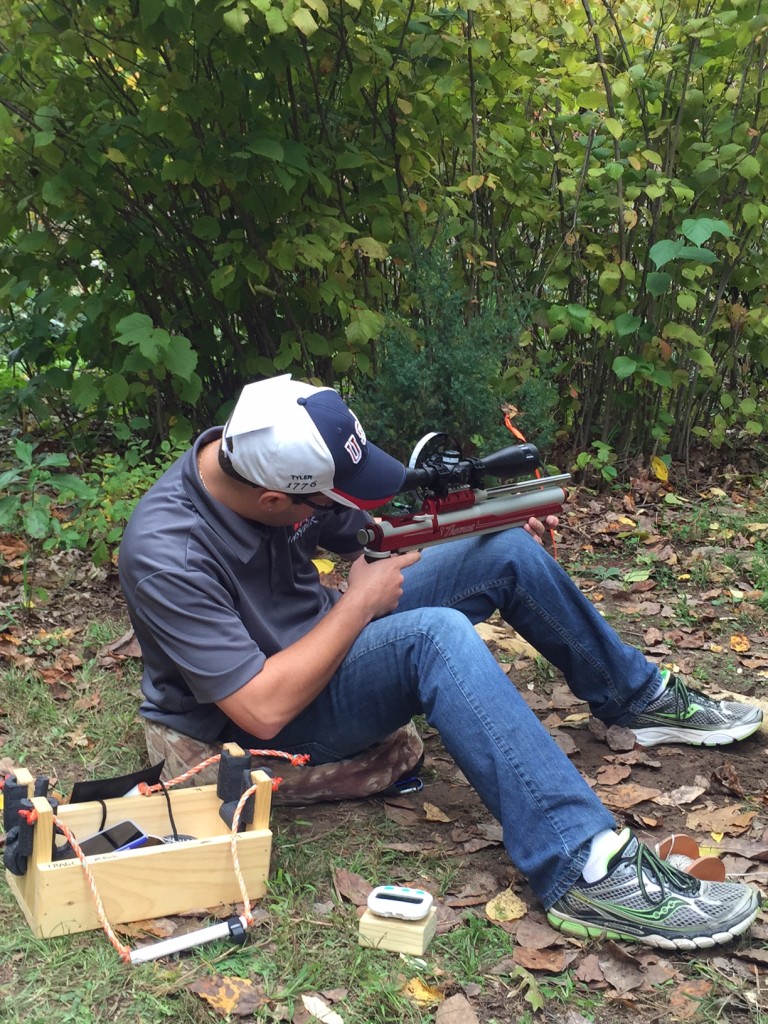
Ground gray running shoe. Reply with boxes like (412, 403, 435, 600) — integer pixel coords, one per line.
(547, 830, 760, 950)
(627, 672, 763, 747)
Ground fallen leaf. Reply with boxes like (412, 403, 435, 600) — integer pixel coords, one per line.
(734, 948, 768, 967)
(434, 993, 479, 1023)
(685, 806, 757, 836)
(730, 634, 751, 652)
(698, 837, 768, 861)
(188, 974, 268, 1017)
(474, 622, 537, 659)
(402, 978, 444, 1006)
(301, 993, 344, 1024)
(423, 801, 452, 823)
(598, 945, 646, 994)
(596, 783, 662, 810)
(574, 954, 606, 985)
(485, 887, 527, 922)
(512, 914, 562, 949)
(596, 765, 632, 786)
(668, 979, 712, 1019)
(118, 917, 179, 939)
(311, 558, 335, 575)
(711, 762, 745, 797)
(384, 804, 421, 827)
(333, 869, 371, 906)
(654, 784, 706, 806)
(100, 628, 142, 658)
(513, 947, 578, 972)
(650, 456, 668, 482)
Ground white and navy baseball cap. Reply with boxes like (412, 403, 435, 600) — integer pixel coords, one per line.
(221, 375, 407, 510)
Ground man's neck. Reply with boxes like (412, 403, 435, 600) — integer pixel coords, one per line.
(197, 440, 266, 521)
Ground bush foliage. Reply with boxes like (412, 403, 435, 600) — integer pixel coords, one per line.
(0, 0, 767, 462)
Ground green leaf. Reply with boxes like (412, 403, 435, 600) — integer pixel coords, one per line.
(115, 313, 154, 344)
(352, 237, 389, 259)
(70, 374, 100, 410)
(739, 397, 757, 415)
(14, 440, 35, 467)
(140, 0, 165, 29)
(744, 420, 763, 435)
(191, 216, 221, 240)
(39, 453, 69, 469)
(742, 203, 760, 226)
(103, 373, 129, 405)
(34, 131, 55, 149)
(738, 154, 761, 179)
(346, 308, 384, 348)
(688, 348, 715, 375)
(663, 323, 703, 345)
(247, 138, 285, 162)
(291, 8, 318, 35)
(614, 313, 641, 337)
(603, 117, 623, 139)
(598, 266, 621, 294)
(223, 7, 249, 33)
(613, 356, 637, 379)
(164, 336, 198, 381)
(624, 568, 651, 582)
(680, 218, 732, 245)
(677, 245, 718, 265)
(23, 506, 51, 540)
(649, 240, 684, 269)
(265, 7, 288, 32)
(55, 474, 98, 500)
(0, 468, 22, 490)
(646, 272, 671, 297)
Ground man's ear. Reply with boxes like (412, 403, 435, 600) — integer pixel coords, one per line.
(256, 489, 292, 512)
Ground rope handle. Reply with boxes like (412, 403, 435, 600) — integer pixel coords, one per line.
(137, 748, 310, 795)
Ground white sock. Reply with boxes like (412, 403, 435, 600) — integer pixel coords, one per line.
(648, 669, 670, 702)
(582, 828, 628, 883)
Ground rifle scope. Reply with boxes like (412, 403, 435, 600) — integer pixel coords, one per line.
(400, 442, 541, 496)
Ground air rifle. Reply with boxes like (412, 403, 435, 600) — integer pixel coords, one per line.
(358, 433, 570, 559)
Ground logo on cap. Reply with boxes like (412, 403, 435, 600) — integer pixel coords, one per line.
(342, 418, 367, 465)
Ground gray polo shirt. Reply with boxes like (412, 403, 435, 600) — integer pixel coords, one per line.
(118, 427, 370, 742)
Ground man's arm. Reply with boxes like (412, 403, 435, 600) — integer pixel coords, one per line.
(216, 550, 420, 738)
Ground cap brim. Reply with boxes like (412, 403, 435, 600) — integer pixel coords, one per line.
(323, 442, 407, 511)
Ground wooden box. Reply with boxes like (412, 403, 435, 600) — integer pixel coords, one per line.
(6, 760, 272, 939)
(358, 906, 437, 955)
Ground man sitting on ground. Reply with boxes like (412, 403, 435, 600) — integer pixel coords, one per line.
(119, 374, 763, 949)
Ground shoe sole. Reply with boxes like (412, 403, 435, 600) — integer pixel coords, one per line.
(632, 718, 763, 748)
(546, 893, 760, 950)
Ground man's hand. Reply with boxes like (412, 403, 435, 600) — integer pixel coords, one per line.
(523, 515, 559, 545)
(346, 550, 421, 619)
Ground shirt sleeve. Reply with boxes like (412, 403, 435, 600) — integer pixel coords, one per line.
(316, 507, 372, 554)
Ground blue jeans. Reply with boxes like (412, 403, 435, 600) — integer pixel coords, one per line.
(264, 530, 660, 907)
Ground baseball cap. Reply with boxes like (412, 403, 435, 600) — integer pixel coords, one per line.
(221, 375, 407, 510)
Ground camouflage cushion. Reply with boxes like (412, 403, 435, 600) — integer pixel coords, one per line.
(143, 719, 424, 805)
